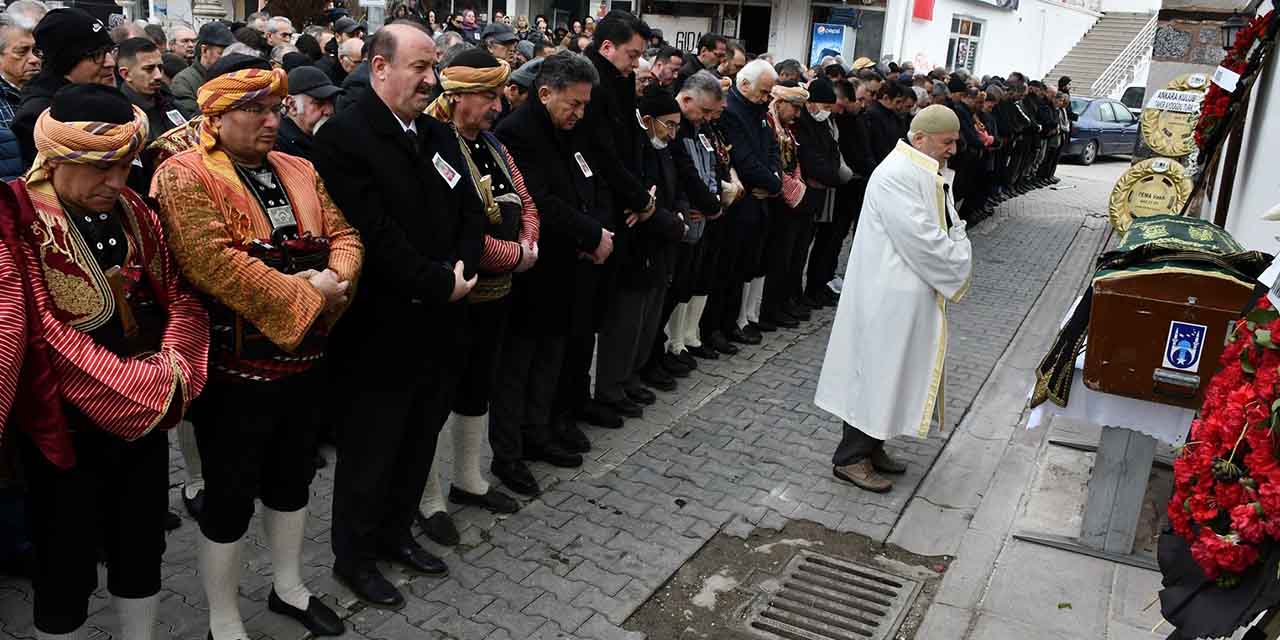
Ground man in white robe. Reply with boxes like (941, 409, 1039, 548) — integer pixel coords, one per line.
(814, 104, 973, 492)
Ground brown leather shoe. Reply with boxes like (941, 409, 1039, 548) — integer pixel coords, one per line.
(833, 460, 893, 493)
(871, 448, 907, 475)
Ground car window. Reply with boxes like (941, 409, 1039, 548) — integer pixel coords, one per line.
(1097, 102, 1117, 122)
(1121, 86, 1145, 110)
(1070, 97, 1088, 116)
(1112, 102, 1135, 124)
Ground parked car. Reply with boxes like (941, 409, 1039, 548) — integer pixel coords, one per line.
(1063, 96, 1139, 165)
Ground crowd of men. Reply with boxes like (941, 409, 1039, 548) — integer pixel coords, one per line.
(0, 3, 1077, 638)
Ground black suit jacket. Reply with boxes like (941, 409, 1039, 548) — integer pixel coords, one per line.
(863, 101, 904, 167)
(311, 88, 484, 379)
(793, 110, 846, 218)
(495, 97, 611, 336)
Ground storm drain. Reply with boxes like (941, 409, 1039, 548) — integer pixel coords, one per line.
(746, 551, 922, 640)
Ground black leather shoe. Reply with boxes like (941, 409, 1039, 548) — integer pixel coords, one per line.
(687, 344, 719, 360)
(334, 565, 405, 609)
(182, 486, 204, 521)
(377, 541, 449, 576)
(576, 400, 623, 428)
(416, 510, 460, 546)
(639, 369, 675, 393)
(600, 397, 643, 418)
(450, 486, 520, 514)
(707, 332, 739, 355)
(659, 353, 691, 377)
(674, 351, 697, 369)
(558, 420, 592, 454)
(785, 301, 811, 321)
(742, 323, 763, 342)
(763, 311, 798, 329)
(726, 326, 758, 345)
(164, 510, 182, 532)
(525, 442, 584, 467)
(818, 288, 840, 306)
(492, 460, 540, 496)
(269, 589, 345, 636)
(798, 294, 824, 310)
(626, 383, 658, 403)
(755, 317, 778, 332)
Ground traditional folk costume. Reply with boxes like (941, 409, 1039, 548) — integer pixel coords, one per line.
(419, 53, 538, 544)
(152, 62, 362, 639)
(0, 85, 209, 640)
(678, 118, 740, 360)
(815, 106, 972, 492)
(756, 85, 809, 331)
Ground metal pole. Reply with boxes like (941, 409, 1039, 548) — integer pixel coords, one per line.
(734, 0, 742, 39)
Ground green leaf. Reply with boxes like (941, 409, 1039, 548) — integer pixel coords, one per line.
(1247, 308, 1280, 326)
(1258, 329, 1276, 349)
(1243, 347, 1257, 374)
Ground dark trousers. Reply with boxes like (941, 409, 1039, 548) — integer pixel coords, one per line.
(669, 240, 704, 303)
(762, 209, 810, 318)
(332, 361, 457, 570)
(700, 217, 741, 335)
(453, 297, 511, 417)
(806, 194, 858, 297)
(20, 426, 168, 633)
(832, 422, 882, 466)
(1040, 141, 1063, 179)
(192, 374, 322, 543)
(491, 332, 567, 461)
(596, 283, 667, 402)
(788, 214, 815, 301)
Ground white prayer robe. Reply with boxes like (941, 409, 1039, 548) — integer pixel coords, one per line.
(814, 140, 973, 441)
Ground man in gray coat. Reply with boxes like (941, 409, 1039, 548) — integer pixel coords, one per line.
(170, 21, 233, 118)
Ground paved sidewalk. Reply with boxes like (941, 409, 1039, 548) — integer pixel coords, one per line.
(0, 169, 1106, 640)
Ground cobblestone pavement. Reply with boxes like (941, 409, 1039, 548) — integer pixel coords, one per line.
(0, 169, 1111, 640)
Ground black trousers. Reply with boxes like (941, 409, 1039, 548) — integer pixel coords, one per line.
(490, 332, 567, 461)
(596, 284, 666, 402)
(453, 297, 511, 417)
(807, 186, 862, 296)
(832, 422, 882, 466)
(1040, 141, 1063, 179)
(669, 240, 704, 303)
(192, 374, 322, 543)
(332, 359, 457, 570)
(700, 217, 741, 335)
(21, 426, 168, 633)
(762, 209, 810, 318)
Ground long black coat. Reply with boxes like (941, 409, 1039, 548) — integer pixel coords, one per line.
(793, 110, 846, 218)
(862, 101, 904, 167)
(495, 97, 611, 336)
(669, 119, 722, 216)
(615, 141, 685, 291)
(311, 88, 485, 382)
(720, 85, 781, 227)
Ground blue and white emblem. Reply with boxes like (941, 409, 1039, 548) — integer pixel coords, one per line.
(1162, 321, 1207, 372)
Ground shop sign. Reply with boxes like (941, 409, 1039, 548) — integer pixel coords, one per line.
(810, 23, 846, 65)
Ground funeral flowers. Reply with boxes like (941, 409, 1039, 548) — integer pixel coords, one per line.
(1194, 11, 1276, 153)
(1169, 296, 1280, 585)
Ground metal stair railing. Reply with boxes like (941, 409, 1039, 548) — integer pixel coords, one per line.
(1090, 13, 1158, 98)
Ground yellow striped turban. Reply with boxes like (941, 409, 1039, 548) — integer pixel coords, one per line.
(197, 67, 287, 150)
(32, 104, 149, 169)
(426, 59, 510, 121)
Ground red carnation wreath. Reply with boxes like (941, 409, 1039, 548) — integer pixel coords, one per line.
(1195, 11, 1276, 152)
(1169, 296, 1280, 586)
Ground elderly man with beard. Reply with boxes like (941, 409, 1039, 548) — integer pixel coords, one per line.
(276, 66, 340, 159)
(312, 21, 484, 608)
(152, 55, 362, 639)
(417, 47, 538, 546)
(0, 83, 209, 640)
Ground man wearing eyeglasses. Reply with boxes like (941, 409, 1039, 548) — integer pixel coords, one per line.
(267, 16, 295, 48)
(317, 36, 362, 85)
(11, 7, 114, 169)
(152, 55, 362, 640)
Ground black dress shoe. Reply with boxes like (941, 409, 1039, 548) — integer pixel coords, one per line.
(639, 369, 675, 393)
(742, 323, 763, 342)
(626, 383, 659, 404)
(449, 486, 520, 514)
(558, 420, 592, 454)
(763, 311, 798, 329)
(182, 487, 204, 521)
(600, 396, 643, 418)
(491, 460, 540, 496)
(674, 351, 697, 369)
(417, 510, 460, 546)
(576, 400, 623, 428)
(269, 589, 345, 636)
(818, 288, 840, 306)
(659, 353, 691, 377)
(726, 326, 759, 345)
(687, 344, 719, 360)
(164, 510, 182, 532)
(707, 332, 739, 355)
(755, 317, 778, 332)
(785, 301, 811, 321)
(797, 294, 823, 310)
(334, 565, 405, 609)
(525, 442, 584, 467)
(378, 541, 449, 576)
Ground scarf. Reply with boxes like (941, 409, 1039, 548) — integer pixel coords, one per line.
(426, 60, 511, 121)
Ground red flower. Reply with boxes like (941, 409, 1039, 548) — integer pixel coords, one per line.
(1191, 533, 1223, 579)
(1232, 503, 1268, 543)
(1189, 492, 1220, 524)
(1218, 482, 1249, 511)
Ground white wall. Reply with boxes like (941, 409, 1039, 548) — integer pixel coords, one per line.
(1099, 0, 1160, 12)
(1220, 32, 1280, 252)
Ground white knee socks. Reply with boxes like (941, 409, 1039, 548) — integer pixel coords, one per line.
(737, 283, 752, 329)
(199, 536, 246, 640)
(177, 420, 204, 497)
(263, 507, 312, 610)
(748, 277, 765, 324)
(685, 296, 707, 348)
(114, 594, 158, 640)
(452, 413, 491, 495)
(665, 302, 687, 354)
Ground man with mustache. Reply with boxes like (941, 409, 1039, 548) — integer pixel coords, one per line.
(312, 20, 484, 608)
(417, 47, 537, 545)
(152, 54, 362, 639)
(275, 65, 340, 160)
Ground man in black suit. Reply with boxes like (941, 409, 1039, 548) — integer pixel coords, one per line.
(862, 80, 909, 166)
(311, 21, 484, 609)
(491, 51, 612, 496)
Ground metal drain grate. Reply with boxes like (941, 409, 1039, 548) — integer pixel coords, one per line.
(746, 551, 922, 640)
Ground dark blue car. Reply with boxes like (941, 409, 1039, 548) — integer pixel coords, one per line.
(1063, 96, 1139, 165)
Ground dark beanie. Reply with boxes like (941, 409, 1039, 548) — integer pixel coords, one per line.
(282, 52, 312, 72)
(50, 84, 134, 124)
(806, 78, 837, 104)
(947, 76, 967, 93)
(206, 54, 272, 79)
(34, 8, 114, 77)
(447, 47, 501, 69)
(295, 33, 322, 61)
(638, 87, 679, 118)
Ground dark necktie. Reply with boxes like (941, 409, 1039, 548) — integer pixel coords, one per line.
(405, 128, 420, 157)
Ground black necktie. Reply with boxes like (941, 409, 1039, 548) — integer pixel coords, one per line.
(405, 128, 420, 157)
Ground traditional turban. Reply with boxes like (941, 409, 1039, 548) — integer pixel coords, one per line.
(770, 84, 810, 105)
(27, 104, 149, 185)
(196, 66, 288, 152)
(426, 53, 511, 121)
(911, 104, 961, 134)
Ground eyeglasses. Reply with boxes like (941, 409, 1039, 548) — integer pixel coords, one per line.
(237, 101, 286, 117)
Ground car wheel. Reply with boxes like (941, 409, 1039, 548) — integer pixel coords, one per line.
(1080, 140, 1098, 166)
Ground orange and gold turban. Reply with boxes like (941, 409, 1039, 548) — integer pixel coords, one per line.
(426, 60, 510, 121)
(26, 104, 149, 188)
(196, 67, 287, 151)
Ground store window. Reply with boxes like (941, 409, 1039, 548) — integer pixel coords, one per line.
(945, 16, 982, 73)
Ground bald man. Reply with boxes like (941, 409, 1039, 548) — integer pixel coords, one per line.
(814, 105, 973, 493)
